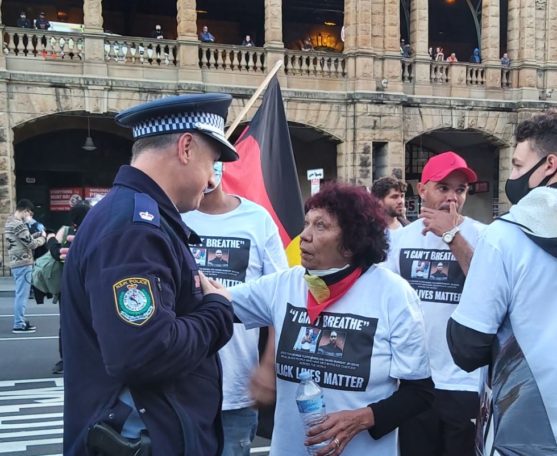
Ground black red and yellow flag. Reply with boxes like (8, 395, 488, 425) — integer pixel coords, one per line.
(222, 76, 304, 265)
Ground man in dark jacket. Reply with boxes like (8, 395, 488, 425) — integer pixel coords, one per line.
(61, 93, 239, 455)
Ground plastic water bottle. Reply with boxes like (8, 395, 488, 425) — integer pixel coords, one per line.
(296, 371, 330, 455)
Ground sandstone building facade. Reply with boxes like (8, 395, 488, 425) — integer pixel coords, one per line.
(0, 0, 555, 243)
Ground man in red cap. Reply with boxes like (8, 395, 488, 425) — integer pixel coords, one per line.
(385, 151, 484, 456)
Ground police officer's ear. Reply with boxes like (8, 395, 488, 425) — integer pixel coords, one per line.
(177, 132, 195, 165)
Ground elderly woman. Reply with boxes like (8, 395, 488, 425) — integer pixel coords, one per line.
(207, 183, 433, 455)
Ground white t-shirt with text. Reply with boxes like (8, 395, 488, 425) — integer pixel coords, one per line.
(231, 265, 430, 455)
(183, 197, 288, 410)
(384, 217, 484, 392)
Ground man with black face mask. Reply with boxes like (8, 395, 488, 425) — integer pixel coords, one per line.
(447, 111, 557, 454)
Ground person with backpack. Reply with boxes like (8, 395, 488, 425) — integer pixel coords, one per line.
(44, 201, 91, 374)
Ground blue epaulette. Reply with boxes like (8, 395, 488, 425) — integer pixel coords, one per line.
(133, 193, 161, 227)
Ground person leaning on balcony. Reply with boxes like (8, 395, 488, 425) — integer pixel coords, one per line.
(16, 11, 33, 29)
(34, 11, 50, 30)
(301, 35, 314, 51)
(242, 34, 254, 47)
(200, 25, 215, 43)
(469, 48, 481, 64)
(152, 24, 164, 40)
(435, 47, 445, 61)
(446, 52, 458, 63)
(501, 52, 511, 67)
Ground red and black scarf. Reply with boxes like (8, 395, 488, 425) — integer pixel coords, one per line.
(304, 265, 363, 324)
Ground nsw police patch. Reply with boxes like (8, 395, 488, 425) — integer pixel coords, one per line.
(113, 277, 156, 326)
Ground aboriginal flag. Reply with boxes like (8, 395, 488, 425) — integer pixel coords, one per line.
(222, 76, 304, 265)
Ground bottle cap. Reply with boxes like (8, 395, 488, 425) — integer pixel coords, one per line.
(299, 371, 311, 381)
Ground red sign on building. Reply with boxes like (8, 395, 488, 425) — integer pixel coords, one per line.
(49, 188, 84, 212)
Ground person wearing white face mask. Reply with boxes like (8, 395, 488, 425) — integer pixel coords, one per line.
(448, 111, 557, 454)
(5, 199, 46, 333)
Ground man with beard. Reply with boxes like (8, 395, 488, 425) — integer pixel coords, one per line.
(385, 151, 484, 456)
(448, 111, 557, 454)
(371, 176, 409, 231)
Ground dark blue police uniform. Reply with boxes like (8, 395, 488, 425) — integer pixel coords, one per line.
(61, 93, 239, 456)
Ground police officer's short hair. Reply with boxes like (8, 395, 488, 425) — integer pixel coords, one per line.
(515, 110, 557, 158)
(131, 133, 182, 160)
(16, 199, 36, 212)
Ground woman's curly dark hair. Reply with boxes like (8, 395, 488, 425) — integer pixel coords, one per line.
(304, 182, 388, 268)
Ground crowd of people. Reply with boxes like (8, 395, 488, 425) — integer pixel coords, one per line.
(4, 89, 556, 456)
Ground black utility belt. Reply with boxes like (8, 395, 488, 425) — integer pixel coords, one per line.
(86, 422, 151, 456)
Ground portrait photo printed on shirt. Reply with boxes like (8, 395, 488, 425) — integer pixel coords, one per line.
(276, 304, 378, 392)
(399, 248, 465, 304)
(192, 236, 250, 286)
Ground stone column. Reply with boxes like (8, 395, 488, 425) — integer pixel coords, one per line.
(517, 0, 537, 94)
(177, 0, 201, 81)
(264, 0, 283, 47)
(546, 0, 557, 88)
(480, 0, 501, 89)
(382, 0, 402, 91)
(83, 0, 106, 77)
(177, 0, 198, 40)
(0, 82, 15, 224)
(410, 0, 431, 93)
(83, 0, 103, 33)
(344, 0, 374, 91)
(263, 0, 285, 81)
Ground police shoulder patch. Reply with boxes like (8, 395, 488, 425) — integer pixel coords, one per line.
(113, 277, 156, 326)
(133, 193, 160, 227)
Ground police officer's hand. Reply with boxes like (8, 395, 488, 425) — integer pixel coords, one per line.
(198, 271, 231, 301)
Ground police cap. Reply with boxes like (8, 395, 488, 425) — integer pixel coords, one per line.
(115, 93, 238, 162)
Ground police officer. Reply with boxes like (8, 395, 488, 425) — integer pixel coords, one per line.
(61, 93, 239, 455)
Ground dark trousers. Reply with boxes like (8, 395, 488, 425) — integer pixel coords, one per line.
(399, 389, 479, 456)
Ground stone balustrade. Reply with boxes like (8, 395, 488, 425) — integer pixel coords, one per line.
(401, 59, 414, 82)
(3, 27, 84, 60)
(104, 37, 177, 65)
(466, 64, 485, 86)
(199, 44, 266, 72)
(430, 62, 450, 84)
(284, 50, 346, 78)
(501, 67, 512, 88)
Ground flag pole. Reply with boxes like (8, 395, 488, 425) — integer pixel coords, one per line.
(225, 59, 284, 140)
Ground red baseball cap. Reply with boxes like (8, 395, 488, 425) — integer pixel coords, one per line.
(421, 151, 478, 184)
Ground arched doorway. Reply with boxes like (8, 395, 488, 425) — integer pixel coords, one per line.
(13, 112, 132, 229)
(405, 128, 506, 223)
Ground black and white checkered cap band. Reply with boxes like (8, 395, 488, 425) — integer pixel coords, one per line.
(132, 112, 225, 139)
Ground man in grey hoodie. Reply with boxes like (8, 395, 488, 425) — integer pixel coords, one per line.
(448, 111, 557, 454)
(5, 199, 45, 333)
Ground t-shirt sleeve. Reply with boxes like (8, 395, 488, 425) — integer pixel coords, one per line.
(383, 235, 400, 273)
(262, 215, 289, 274)
(388, 281, 431, 380)
(231, 270, 286, 329)
(451, 235, 510, 334)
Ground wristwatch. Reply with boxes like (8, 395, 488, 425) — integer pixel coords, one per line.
(442, 225, 460, 244)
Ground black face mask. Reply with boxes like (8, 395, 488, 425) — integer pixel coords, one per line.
(505, 156, 557, 204)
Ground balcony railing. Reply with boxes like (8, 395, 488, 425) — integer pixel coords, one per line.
(284, 50, 346, 78)
(3, 27, 83, 60)
(501, 67, 511, 88)
(466, 64, 485, 86)
(0, 28, 522, 95)
(431, 62, 450, 84)
(104, 37, 177, 65)
(199, 44, 265, 72)
(401, 59, 414, 83)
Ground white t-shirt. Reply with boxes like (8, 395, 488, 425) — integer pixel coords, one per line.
(231, 265, 430, 455)
(452, 212, 557, 443)
(384, 217, 484, 392)
(183, 197, 288, 410)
